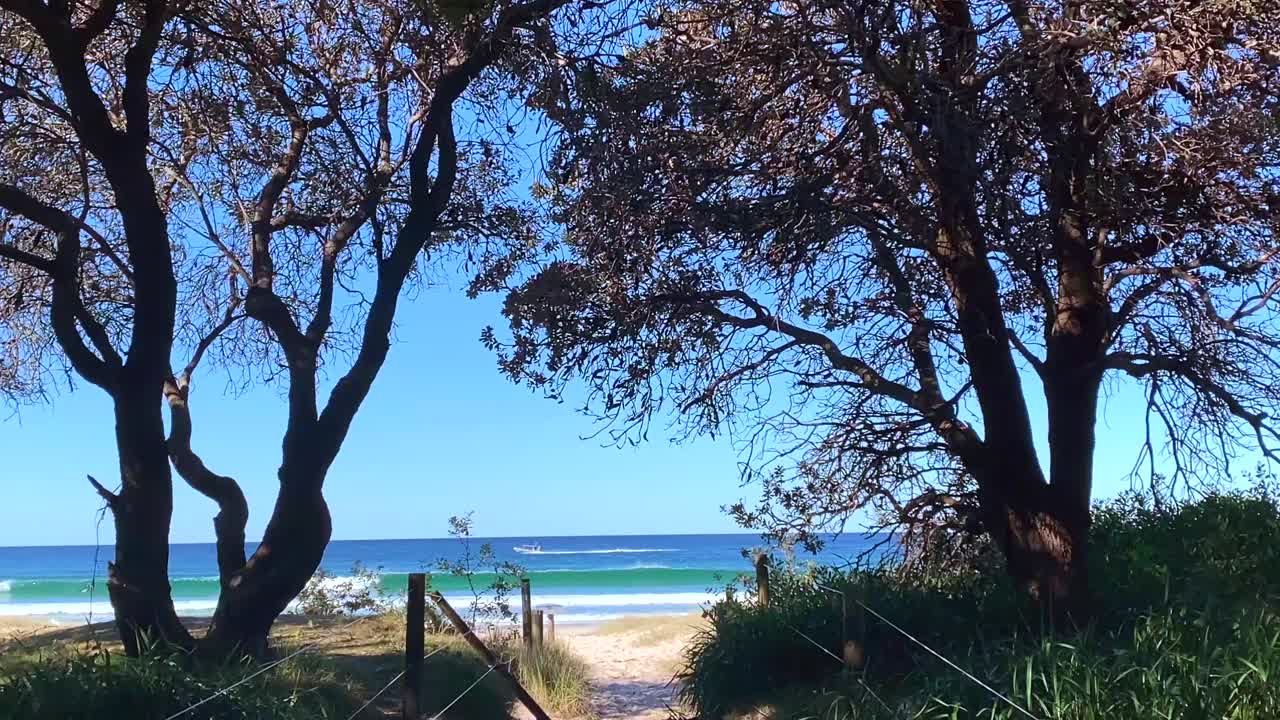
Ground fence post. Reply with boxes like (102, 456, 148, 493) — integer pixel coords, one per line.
(404, 573, 426, 720)
(755, 554, 770, 607)
(532, 610, 544, 651)
(430, 591, 553, 720)
(520, 578, 533, 651)
(547, 613, 555, 644)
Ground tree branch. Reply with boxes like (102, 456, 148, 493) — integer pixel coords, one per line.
(164, 375, 249, 585)
(0, 183, 121, 388)
(87, 474, 119, 506)
(309, 0, 573, 468)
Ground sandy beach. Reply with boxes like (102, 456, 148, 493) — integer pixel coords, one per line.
(0, 613, 701, 719)
(558, 617, 700, 720)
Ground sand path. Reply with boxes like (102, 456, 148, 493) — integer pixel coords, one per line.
(559, 621, 694, 720)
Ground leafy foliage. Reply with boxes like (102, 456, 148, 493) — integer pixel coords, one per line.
(296, 562, 394, 617)
(489, 0, 1280, 586)
(1089, 475, 1280, 619)
(434, 512, 527, 633)
(678, 487, 1280, 719)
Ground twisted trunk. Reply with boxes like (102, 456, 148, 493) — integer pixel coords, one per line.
(164, 377, 249, 588)
(164, 373, 329, 659)
(203, 475, 331, 658)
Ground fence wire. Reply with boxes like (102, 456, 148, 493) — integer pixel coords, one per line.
(429, 663, 499, 720)
(345, 669, 407, 720)
(784, 622, 897, 717)
(341, 629, 485, 720)
(810, 583, 1043, 720)
(163, 616, 367, 720)
(144, 588, 523, 720)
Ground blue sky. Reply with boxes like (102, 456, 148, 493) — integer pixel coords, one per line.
(0, 283, 749, 546)
(0, 269, 1204, 547)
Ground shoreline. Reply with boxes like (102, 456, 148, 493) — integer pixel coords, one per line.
(0, 584, 725, 626)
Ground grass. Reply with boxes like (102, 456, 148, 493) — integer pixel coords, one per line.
(493, 638, 596, 718)
(0, 642, 372, 720)
(0, 615, 524, 720)
(597, 613, 707, 647)
(418, 633, 516, 719)
(677, 486, 1280, 720)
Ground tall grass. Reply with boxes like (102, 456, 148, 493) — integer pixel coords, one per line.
(1, 628, 524, 720)
(678, 487, 1280, 720)
(506, 640, 595, 718)
(0, 644, 368, 720)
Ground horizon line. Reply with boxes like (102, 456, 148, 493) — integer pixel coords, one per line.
(0, 529, 888, 550)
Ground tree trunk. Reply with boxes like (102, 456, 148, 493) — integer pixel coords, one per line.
(105, 389, 192, 656)
(203, 478, 331, 658)
(164, 377, 250, 588)
(982, 479, 1091, 625)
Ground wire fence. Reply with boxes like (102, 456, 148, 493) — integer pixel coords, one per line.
(161, 599, 502, 720)
(804, 583, 1043, 720)
(784, 621, 896, 717)
(341, 626, 496, 720)
(163, 616, 368, 720)
(429, 663, 499, 720)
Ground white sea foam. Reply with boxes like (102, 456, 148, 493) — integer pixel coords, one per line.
(512, 547, 680, 555)
(309, 574, 381, 592)
(0, 580, 11, 593)
(0, 599, 218, 617)
(546, 611, 692, 624)
(0, 585, 718, 619)
(514, 591, 720, 607)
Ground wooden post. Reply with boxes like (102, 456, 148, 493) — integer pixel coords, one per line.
(831, 592, 846, 647)
(755, 554, 770, 607)
(533, 610, 544, 650)
(429, 591, 553, 720)
(547, 614, 556, 643)
(520, 578, 533, 650)
(403, 573, 426, 720)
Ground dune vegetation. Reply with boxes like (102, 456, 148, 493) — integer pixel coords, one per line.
(678, 487, 1280, 720)
(0, 613, 596, 720)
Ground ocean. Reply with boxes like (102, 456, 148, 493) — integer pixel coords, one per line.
(0, 533, 879, 624)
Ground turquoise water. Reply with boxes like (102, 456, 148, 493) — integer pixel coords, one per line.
(0, 534, 878, 623)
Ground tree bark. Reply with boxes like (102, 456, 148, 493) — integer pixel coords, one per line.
(164, 377, 249, 587)
(904, 0, 1097, 622)
(978, 472, 1091, 623)
(202, 469, 331, 658)
(103, 384, 193, 655)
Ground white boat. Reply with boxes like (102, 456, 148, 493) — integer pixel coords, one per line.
(513, 543, 543, 554)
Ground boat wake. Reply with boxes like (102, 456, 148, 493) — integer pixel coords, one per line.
(511, 547, 680, 555)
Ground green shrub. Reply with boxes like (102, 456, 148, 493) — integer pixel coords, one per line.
(908, 607, 1280, 720)
(678, 487, 1280, 719)
(1089, 484, 1280, 620)
(297, 562, 394, 616)
(0, 646, 367, 720)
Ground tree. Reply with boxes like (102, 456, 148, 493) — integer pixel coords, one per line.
(1, 0, 597, 654)
(488, 0, 1280, 618)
